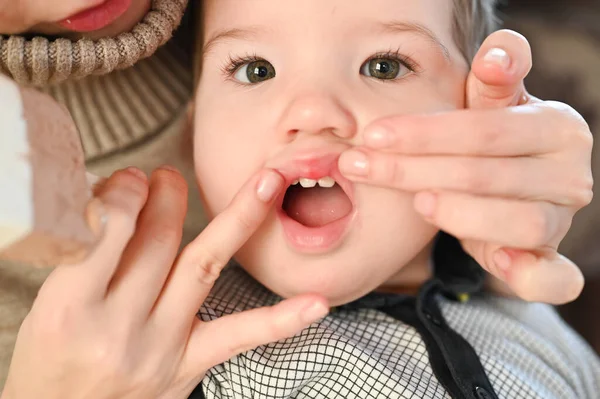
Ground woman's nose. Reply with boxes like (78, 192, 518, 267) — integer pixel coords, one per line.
(277, 93, 357, 140)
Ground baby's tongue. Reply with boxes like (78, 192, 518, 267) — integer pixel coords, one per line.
(283, 185, 352, 227)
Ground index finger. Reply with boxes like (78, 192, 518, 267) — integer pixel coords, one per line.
(362, 100, 563, 157)
(152, 169, 285, 328)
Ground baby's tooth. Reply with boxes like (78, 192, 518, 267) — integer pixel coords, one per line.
(299, 178, 317, 188)
(292, 179, 299, 185)
(318, 177, 335, 188)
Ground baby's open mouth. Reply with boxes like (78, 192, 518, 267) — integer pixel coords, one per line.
(282, 177, 353, 227)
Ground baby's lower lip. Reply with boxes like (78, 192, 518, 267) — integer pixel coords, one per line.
(277, 209, 355, 253)
(58, 0, 133, 32)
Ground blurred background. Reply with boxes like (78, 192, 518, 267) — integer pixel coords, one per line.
(499, 0, 600, 353)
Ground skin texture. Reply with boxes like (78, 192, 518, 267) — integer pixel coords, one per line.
(0, 0, 150, 39)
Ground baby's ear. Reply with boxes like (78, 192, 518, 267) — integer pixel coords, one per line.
(466, 29, 532, 109)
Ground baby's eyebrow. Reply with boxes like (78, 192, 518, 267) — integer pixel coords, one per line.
(202, 26, 265, 58)
(377, 20, 451, 61)
(201, 21, 450, 62)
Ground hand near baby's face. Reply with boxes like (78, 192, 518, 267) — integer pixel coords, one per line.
(2, 167, 327, 399)
(339, 30, 592, 305)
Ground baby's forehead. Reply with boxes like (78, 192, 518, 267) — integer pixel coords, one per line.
(200, 0, 456, 43)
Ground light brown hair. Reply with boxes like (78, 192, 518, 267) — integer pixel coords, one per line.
(453, 0, 500, 61)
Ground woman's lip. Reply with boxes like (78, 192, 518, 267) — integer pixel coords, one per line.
(58, 0, 133, 32)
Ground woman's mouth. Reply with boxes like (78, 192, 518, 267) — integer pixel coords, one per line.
(58, 0, 133, 32)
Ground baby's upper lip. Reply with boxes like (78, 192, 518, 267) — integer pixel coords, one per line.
(269, 142, 351, 183)
(267, 141, 355, 207)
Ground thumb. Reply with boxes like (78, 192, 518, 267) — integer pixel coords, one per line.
(184, 294, 329, 372)
(466, 29, 532, 109)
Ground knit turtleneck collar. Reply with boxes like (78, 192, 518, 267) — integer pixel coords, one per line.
(1, 0, 196, 164)
(0, 0, 189, 87)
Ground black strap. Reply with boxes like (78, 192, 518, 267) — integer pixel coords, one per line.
(188, 384, 206, 399)
(377, 279, 498, 399)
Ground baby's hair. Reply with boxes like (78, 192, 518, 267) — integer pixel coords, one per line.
(453, 0, 500, 61)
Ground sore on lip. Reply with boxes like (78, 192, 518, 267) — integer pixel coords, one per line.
(59, 0, 133, 32)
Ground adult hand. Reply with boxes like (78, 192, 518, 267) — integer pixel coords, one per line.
(1, 166, 328, 399)
(339, 30, 593, 305)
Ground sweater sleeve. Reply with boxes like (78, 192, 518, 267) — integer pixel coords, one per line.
(0, 0, 188, 87)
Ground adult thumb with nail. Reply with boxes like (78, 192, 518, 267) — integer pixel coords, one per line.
(466, 29, 533, 109)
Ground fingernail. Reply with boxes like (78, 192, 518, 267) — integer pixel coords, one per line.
(125, 167, 147, 181)
(339, 150, 369, 176)
(364, 126, 392, 149)
(484, 47, 511, 70)
(85, 198, 108, 236)
(257, 170, 284, 202)
(414, 192, 437, 217)
(493, 249, 512, 272)
(301, 301, 329, 324)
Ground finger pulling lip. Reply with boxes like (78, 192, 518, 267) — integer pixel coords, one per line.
(59, 0, 133, 32)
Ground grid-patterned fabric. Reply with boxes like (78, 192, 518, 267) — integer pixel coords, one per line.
(197, 266, 600, 399)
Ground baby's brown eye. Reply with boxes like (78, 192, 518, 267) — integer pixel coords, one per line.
(234, 60, 276, 83)
(361, 58, 405, 80)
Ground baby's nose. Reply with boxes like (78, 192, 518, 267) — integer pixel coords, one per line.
(278, 93, 357, 140)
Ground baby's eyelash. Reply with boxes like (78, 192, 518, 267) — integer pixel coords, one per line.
(369, 48, 421, 72)
(220, 48, 421, 79)
(221, 53, 263, 77)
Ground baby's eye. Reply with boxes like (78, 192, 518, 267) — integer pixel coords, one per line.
(360, 57, 409, 80)
(234, 60, 276, 84)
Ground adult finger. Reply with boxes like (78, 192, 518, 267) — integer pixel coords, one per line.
(413, 191, 571, 249)
(339, 150, 586, 205)
(63, 167, 149, 300)
(466, 29, 532, 109)
(107, 166, 188, 317)
(354, 102, 569, 158)
(484, 249, 584, 305)
(184, 294, 329, 371)
(151, 169, 286, 329)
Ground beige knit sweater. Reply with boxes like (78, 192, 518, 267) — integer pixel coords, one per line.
(0, 0, 188, 86)
(0, 0, 196, 387)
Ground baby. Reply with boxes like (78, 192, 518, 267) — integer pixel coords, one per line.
(189, 0, 600, 398)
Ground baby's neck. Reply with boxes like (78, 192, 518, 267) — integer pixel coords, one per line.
(375, 246, 433, 296)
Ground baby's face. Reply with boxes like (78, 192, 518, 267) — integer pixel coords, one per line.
(194, 0, 469, 305)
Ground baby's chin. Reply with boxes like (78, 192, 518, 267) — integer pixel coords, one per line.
(234, 238, 438, 306)
(235, 255, 398, 307)
(265, 279, 378, 307)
